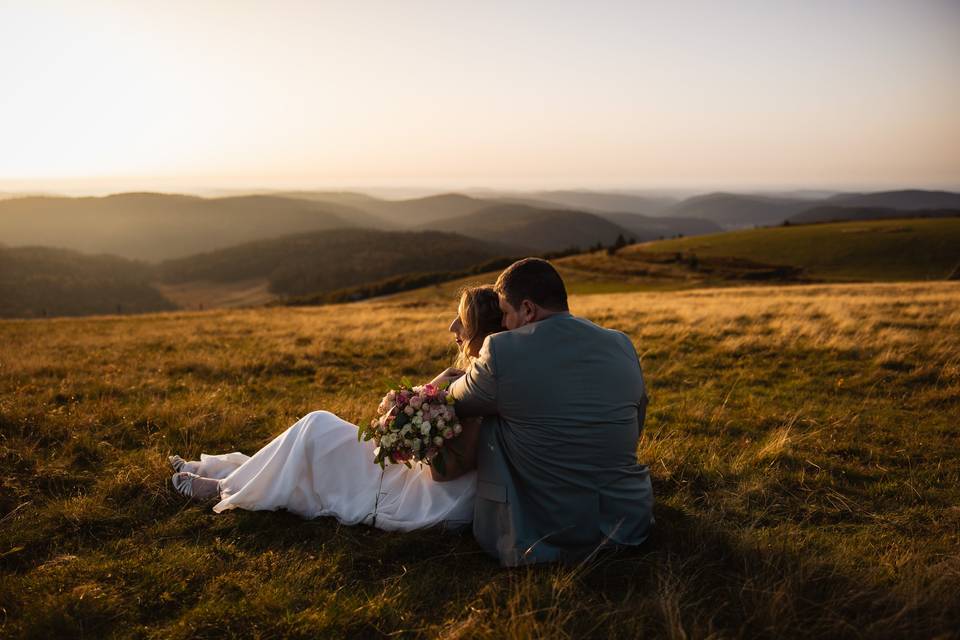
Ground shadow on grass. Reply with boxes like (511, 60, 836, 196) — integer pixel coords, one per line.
(2, 476, 958, 638)
(553, 503, 959, 639)
(159, 502, 960, 638)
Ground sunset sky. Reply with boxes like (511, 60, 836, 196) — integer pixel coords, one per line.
(1, 0, 958, 194)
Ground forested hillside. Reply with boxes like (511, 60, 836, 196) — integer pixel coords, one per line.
(0, 246, 175, 318)
(157, 228, 520, 296)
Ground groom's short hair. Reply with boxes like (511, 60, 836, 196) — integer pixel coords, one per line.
(496, 258, 569, 311)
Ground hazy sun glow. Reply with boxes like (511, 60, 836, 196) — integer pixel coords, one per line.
(1, 0, 958, 193)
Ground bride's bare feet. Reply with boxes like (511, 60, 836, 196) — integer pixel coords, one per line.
(171, 472, 221, 500)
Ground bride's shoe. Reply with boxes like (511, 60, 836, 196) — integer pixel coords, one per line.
(171, 472, 221, 501)
(169, 455, 202, 475)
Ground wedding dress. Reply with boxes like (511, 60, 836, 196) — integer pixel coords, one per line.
(192, 410, 476, 531)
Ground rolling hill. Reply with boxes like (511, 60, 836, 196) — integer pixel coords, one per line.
(825, 189, 960, 210)
(0, 227, 522, 317)
(658, 189, 960, 230)
(282, 192, 495, 227)
(266, 190, 722, 240)
(523, 190, 678, 216)
(635, 217, 960, 281)
(252, 191, 397, 228)
(597, 212, 722, 240)
(0, 246, 175, 318)
(417, 204, 634, 252)
(0, 193, 369, 261)
(7, 188, 959, 318)
(662, 192, 812, 228)
(157, 228, 521, 297)
(787, 206, 960, 225)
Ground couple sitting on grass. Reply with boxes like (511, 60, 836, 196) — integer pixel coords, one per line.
(170, 258, 654, 566)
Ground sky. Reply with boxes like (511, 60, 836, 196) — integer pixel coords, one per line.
(1, 0, 958, 194)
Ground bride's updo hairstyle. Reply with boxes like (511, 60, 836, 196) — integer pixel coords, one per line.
(455, 285, 503, 368)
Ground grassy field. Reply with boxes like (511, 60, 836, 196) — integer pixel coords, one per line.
(1, 282, 959, 638)
(638, 217, 960, 281)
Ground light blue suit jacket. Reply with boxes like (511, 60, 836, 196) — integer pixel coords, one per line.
(450, 312, 654, 566)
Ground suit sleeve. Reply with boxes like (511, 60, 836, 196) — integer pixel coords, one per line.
(617, 331, 649, 434)
(449, 335, 498, 417)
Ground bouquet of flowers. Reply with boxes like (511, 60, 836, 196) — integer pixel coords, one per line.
(359, 380, 463, 475)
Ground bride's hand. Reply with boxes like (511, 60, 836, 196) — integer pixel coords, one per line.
(429, 367, 465, 388)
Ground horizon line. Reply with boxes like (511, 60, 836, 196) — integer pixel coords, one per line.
(2, 180, 959, 200)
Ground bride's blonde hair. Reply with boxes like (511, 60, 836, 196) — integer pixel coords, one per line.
(454, 285, 503, 369)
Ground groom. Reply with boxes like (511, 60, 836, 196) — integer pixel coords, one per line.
(448, 258, 654, 566)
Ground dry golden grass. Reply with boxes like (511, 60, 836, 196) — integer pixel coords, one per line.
(155, 278, 275, 310)
(1, 281, 958, 638)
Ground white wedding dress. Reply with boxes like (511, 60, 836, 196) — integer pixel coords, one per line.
(193, 410, 476, 531)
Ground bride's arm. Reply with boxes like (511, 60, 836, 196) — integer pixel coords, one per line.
(430, 416, 481, 482)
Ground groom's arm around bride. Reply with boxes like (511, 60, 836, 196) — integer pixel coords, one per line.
(450, 258, 654, 566)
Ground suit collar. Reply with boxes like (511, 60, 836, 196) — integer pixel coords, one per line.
(536, 311, 572, 323)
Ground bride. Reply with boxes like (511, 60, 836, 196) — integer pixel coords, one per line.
(169, 286, 503, 531)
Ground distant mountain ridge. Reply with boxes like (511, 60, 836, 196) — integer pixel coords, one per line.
(417, 204, 635, 252)
(158, 228, 521, 297)
(0, 188, 781, 263)
(658, 189, 960, 229)
(268, 190, 711, 238)
(0, 193, 370, 261)
(4, 186, 959, 318)
(526, 190, 677, 216)
(276, 192, 493, 227)
(661, 193, 813, 228)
